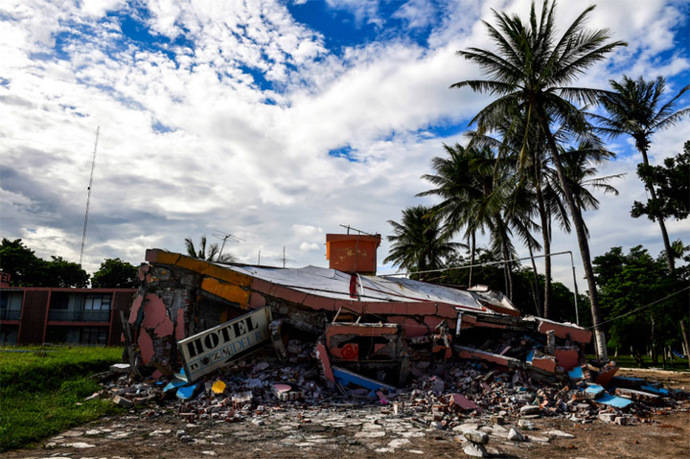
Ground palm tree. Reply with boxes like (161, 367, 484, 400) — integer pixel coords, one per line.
(384, 206, 462, 280)
(184, 235, 236, 263)
(451, 0, 626, 359)
(418, 144, 495, 286)
(595, 76, 690, 271)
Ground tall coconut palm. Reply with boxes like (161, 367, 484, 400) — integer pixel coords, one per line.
(451, 0, 626, 359)
(418, 144, 495, 286)
(185, 235, 236, 263)
(595, 76, 690, 271)
(384, 206, 462, 280)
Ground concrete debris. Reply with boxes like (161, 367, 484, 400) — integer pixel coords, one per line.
(463, 441, 488, 457)
(112, 395, 133, 408)
(464, 430, 489, 444)
(508, 427, 526, 442)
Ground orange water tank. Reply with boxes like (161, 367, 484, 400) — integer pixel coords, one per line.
(325, 234, 381, 274)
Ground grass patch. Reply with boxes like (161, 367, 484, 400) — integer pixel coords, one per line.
(588, 354, 690, 371)
(0, 346, 125, 451)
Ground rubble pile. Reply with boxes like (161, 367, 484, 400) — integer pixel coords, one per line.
(103, 248, 688, 456)
(97, 337, 687, 439)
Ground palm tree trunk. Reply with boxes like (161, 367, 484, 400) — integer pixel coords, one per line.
(639, 146, 675, 272)
(534, 158, 552, 318)
(469, 231, 476, 287)
(538, 109, 607, 360)
(527, 241, 542, 316)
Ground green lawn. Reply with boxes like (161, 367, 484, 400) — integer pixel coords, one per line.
(588, 354, 690, 371)
(0, 346, 125, 451)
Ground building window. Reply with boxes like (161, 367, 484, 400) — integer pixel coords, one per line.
(0, 325, 18, 344)
(80, 327, 107, 345)
(0, 292, 22, 320)
(84, 294, 111, 311)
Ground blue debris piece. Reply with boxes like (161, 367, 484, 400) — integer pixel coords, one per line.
(525, 350, 534, 363)
(597, 393, 633, 408)
(332, 366, 395, 396)
(568, 366, 584, 380)
(641, 384, 669, 395)
(174, 368, 188, 382)
(163, 379, 186, 393)
(176, 383, 199, 400)
(585, 384, 605, 397)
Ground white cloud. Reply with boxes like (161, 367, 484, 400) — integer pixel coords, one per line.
(0, 0, 687, 300)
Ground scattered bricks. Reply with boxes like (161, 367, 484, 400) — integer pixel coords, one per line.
(112, 395, 133, 408)
(463, 430, 489, 444)
(508, 428, 526, 442)
(232, 391, 253, 405)
(614, 388, 660, 404)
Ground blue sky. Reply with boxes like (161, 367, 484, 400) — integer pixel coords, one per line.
(0, 0, 689, 291)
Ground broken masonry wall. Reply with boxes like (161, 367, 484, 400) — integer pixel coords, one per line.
(127, 263, 199, 376)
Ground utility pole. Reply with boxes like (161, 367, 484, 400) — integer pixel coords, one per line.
(79, 126, 99, 266)
(282, 246, 286, 268)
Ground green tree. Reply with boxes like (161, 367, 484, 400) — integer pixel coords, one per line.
(0, 239, 88, 287)
(42, 256, 89, 288)
(632, 140, 690, 223)
(184, 235, 236, 263)
(384, 206, 462, 280)
(593, 246, 687, 366)
(0, 238, 42, 286)
(418, 144, 497, 287)
(597, 77, 690, 271)
(451, 0, 625, 359)
(92, 258, 138, 288)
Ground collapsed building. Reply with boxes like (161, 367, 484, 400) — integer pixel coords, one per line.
(125, 233, 591, 385)
(110, 232, 685, 453)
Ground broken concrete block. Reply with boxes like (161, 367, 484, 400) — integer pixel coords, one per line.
(598, 412, 616, 423)
(519, 404, 540, 415)
(544, 429, 575, 439)
(463, 442, 488, 457)
(110, 363, 131, 373)
(449, 393, 478, 411)
(112, 395, 133, 408)
(526, 434, 550, 443)
(463, 430, 489, 444)
(517, 420, 535, 430)
(508, 428, 526, 442)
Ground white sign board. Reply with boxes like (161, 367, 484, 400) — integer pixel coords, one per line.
(178, 306, 271, 381)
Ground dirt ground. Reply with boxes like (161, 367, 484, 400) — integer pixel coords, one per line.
(7, 368, 690, 458)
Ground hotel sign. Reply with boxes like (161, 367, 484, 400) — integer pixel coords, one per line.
(178, 307, 271, 381)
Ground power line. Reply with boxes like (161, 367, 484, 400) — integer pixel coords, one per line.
(587, 286, 690, 329)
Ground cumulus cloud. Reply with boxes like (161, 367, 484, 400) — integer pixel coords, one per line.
(0, 0, 687, 294)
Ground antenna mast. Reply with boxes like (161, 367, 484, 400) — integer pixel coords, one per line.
(79, 126, 99, 266)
